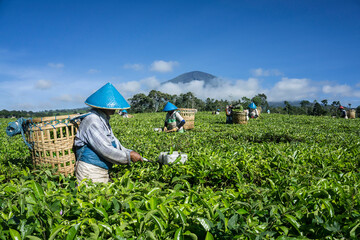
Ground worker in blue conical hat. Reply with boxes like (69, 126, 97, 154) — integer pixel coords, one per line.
(162, 102, 186, 132)
(120, 109, 129, 118)
(74, 82, 143, 183)
(248, 102, 259, 119)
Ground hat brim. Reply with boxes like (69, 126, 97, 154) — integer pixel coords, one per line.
(86, 102, 130, 110)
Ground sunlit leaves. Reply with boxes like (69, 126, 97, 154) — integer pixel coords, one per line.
(1, 113, 360, 239)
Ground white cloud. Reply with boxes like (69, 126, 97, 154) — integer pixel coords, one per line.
(115, 76, 162, 99)
(267, 77, 318, 101)
(53, 94, 84, 103)
(140, 76, 161, 89)
(35, 79, 52, 90)
(157, 78, 262, 100)
(2, 58, 360, 110)
(322, 84, 360, 98)
(0, 63, 115, 110)
(55, 94, 72, 102)
(0, 63, 99, 110)
(251, 68, 283, 77)
(88, 69, 100, 74)
(0, 64, 47, 81)
(48, 63, 64, 68)
(123, 63, 144, 71)
(117, 81, 142, 93)
(150, 60, 179, 73)
(322, 84, 351, 95)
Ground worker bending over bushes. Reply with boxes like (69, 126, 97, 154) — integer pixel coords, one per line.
(163, 102, 186, 132)
(74, 83, 143, 183)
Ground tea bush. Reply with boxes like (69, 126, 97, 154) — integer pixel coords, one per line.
(1, 113, 360, 239)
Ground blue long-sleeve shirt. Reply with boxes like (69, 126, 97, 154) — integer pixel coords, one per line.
(74, 108, 132, 165)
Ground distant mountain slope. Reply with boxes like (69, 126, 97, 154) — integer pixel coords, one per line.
(268, 101, 302, 107)
(163, 71, 217, 85)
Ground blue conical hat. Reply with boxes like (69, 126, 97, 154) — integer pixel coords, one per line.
(163, 102, 178, 111)
(248, 102, 257, 109)
(122, 109, 127, 113)
(85, 83, 130, 109)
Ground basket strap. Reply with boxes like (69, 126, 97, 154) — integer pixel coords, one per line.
(6, 117, 33, 149)
(70, 112, 92, 122)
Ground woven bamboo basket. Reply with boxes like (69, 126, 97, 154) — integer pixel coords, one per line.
(233, 111, 248, 124)
(26, 114, 80, 176)
(178, 108, 196, 130)
(348, 109, 356, 119)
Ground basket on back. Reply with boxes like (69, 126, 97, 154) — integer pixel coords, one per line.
(178, 108, 197, 130)
(233, 111, 248, 124)
(26, 114, 80, 176)
(347, 109, 356, 119)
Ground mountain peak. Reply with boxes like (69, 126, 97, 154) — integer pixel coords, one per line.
(164, 71, 217, 84)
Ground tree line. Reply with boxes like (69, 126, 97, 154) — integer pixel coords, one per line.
(128, 90, 269, 113)
(1, 90, 359, 118)
(129, 90, 360, 117)
(270, 100, 360, 117)
(0, 108, 89, 119)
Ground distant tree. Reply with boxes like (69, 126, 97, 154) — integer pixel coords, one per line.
(356, 106, 360, 118)
(129, 93, 152, 113)
(270, 106, 285, 114)
(148, 90, 173, 112)
(321, 99, 328, 107)
(175, 92, 198, 109)
(251, 93, 268, 110)
(205, 98, 217, 111)
(0, 109, 10, 118)
(330, 101, 341, 116)
(332, 101, 340, 107)
(284, 101, 293, 114)
(300, 100, 310, 107)
(312, 102, 326, 116)
(241, 97, 251, 109)
(320, 99, 329, 115)
(300, 100, 312, 115)
(194, 97, 206, 111)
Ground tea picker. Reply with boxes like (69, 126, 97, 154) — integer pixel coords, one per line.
(225, 105, 233, 124)
(248, 102, 259, 119)
(120, 109, 129, 118)
(161, 102, 186, 133)
(5, 83, 145, 181)
(339, 106, 348, 119)
(73, 82, 143, 183)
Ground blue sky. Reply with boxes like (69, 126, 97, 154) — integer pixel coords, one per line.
(1, 0, 359, 111)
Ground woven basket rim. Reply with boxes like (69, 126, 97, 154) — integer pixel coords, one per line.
(31, 114, 79, 123)
(178, 108, 197, 111)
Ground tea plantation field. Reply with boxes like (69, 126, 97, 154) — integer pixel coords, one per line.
(1, 112, 360, 239)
